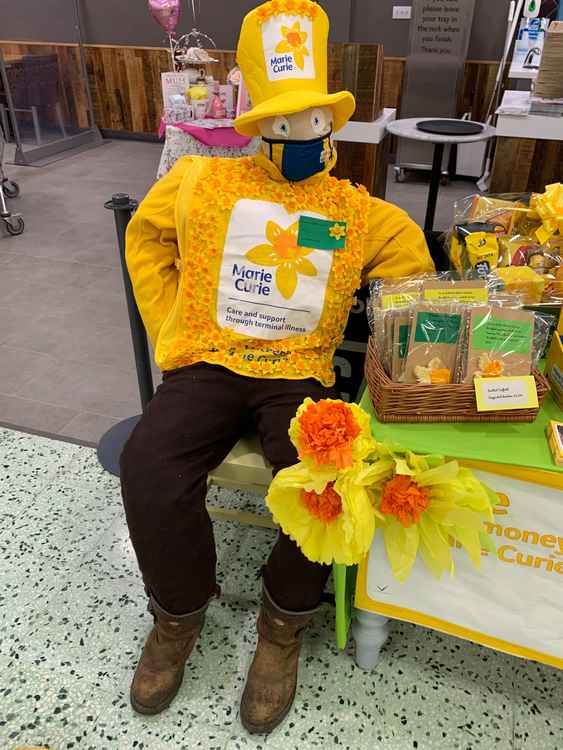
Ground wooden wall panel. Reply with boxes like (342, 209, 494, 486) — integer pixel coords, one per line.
(333, 137, 391, 198)
(459, 61, 500, 122)
(382, 58, 405, 112)
(86, 46, 170, 132)
(339, 44, 384, 121)
(490, 137, 563, 193)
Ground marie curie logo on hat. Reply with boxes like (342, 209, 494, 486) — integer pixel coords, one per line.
(262, 14, 315, 81)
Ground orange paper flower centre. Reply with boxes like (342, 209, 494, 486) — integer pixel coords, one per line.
(301, 482, 343, 524)
(298, 400, 362, 468)
(380, 475, 430, 528)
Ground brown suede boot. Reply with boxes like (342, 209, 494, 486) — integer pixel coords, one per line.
(130, 594, 212, 715)
(240, 586, 317, 734)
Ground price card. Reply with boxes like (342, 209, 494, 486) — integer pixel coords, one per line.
(474, 376, 539, 412)
(423, 287, 489, 304)
(381, 292, 421, 310)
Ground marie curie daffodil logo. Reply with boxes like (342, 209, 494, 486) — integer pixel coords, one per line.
(329, 223, 346, 241)
(275, 21, 309, 70)
(246, 220, 317, 299)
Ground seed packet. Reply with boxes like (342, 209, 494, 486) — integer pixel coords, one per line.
(391, 313, 411, 382)
(462, 306, 535, 383)
(367, 278, 425, 376)
(403, 304, 463, 385)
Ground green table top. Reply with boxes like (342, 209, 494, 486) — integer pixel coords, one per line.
(360, 390, 563, 476)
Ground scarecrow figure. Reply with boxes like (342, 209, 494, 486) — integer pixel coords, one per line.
(122, 0, 434, 733)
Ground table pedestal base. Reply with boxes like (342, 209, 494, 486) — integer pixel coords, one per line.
(352, 610, 391, 670)
(424, 142, 446, 232)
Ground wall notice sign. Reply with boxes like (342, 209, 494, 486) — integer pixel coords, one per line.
(410, 0, 475, 59)
(475, 376, 539, 412)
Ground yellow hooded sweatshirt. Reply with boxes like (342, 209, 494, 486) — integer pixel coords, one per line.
(126, 151, 433, 386)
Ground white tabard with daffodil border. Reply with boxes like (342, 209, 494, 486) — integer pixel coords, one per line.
(216, 199, 334, 341)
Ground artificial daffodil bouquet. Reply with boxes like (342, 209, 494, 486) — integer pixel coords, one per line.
(266, 398, 497, 581)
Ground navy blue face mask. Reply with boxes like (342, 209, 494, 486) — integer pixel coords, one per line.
(262, 131, 333, 182)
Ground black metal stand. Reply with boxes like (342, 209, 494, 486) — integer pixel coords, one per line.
(97, 193, 155, 477)
(424, 142, 445, 233)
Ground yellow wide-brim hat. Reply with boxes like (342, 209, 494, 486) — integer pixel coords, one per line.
(234, 0, 356, 137)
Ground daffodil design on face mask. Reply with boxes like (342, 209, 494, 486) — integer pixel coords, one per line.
(246, 220, 317, 299)
(275, 21, 309, 70)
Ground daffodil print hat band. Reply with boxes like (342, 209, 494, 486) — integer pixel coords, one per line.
(234, 0, 355, 137)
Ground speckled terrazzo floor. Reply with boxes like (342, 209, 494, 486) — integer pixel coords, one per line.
(0, 426, 561, 750)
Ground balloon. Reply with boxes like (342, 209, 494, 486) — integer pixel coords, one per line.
(148, 0, 181, 34)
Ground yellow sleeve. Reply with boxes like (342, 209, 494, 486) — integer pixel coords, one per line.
(361, 197, 435, 284)
(125, 158, 190, 346)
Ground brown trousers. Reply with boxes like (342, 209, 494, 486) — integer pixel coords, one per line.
(120, 363, 336, 615)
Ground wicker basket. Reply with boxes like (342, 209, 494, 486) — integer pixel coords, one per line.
(365, 337, 550, 424)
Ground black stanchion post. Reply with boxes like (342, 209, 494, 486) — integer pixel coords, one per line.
(105, 193, 154, 409)
(97, 193, 155, 477)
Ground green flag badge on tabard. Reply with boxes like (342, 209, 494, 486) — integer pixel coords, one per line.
(297, 216, 348, 250)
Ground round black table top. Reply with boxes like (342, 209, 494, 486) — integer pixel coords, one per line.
(416, 120, 485, 137)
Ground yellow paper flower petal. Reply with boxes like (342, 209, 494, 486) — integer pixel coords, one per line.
(271, 462, 335, 493)
(393, 457, 415, 476)
(452, 526, 483, 568)
(266, 461, 379, 566)
(383, 521, 419, 582)
(419, 541, 453, 579)
(352, 459, 395, 488)
(418, 513, 453, 576)
(415, 460, 459, 487)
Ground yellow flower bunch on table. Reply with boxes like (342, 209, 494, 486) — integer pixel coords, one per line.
(370, 448, 497, 582)
(266, 398, 497, 579)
